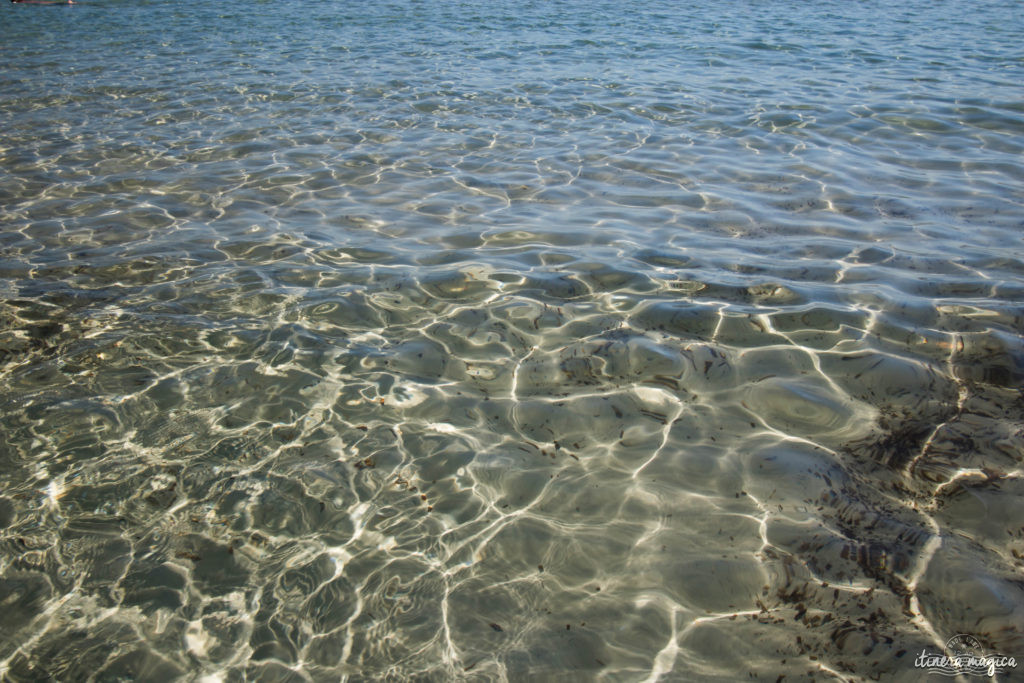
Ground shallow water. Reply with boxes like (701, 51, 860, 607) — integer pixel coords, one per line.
(2, 0, 1024, 680)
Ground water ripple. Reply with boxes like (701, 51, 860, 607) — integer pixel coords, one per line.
(2, 0, 1023, 679)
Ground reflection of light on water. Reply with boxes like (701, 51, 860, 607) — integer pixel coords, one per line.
(1, 1, 1023, 678)
(426, 422, 460, 435)
(45, 476, 65, 508)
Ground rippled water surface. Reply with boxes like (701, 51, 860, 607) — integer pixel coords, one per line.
(2, 1, 1024, 680)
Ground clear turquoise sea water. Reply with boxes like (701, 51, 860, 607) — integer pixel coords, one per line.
(2, 1, 1023, 680)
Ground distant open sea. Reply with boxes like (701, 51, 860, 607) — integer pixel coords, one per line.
(2, 0, 1023, 680)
